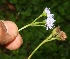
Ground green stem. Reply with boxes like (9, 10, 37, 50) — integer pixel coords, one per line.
(34, 22, 45, 25)
(18, 14, 44, 31)
(33, 25, 45, 27)
(28, 34, 56, 59)
(32, 14, 43, 23)
(18, 24, 31, 31)
(28, 40, 46, 59)
(18, 21, 45, 31)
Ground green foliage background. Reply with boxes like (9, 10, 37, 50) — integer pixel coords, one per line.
(0, 0, 70, 59)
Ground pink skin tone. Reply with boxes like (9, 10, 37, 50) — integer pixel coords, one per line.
(3, 21, 18, 39)
(0, 20, 23, 50)
(5, 33, 23, 50)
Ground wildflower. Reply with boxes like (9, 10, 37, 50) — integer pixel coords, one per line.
(44, 7, 50, 15)
(45, 17, 56, 30)
(52, 26, 60, 36)
(52, 26, 67, 41)
(58, 31, 67, 41)
(44, 7, 56, 30)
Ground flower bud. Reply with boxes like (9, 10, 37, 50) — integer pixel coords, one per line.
(52, 26, 60, 36)
(58, 31, 67, 41)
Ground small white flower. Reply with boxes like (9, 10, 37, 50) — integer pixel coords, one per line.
(47, 14, 54, 18)
(44, 7, 50, 14)
(45, 17, 56, 30)
(44, 7, 56, 30)
(44, 7, 54, 17)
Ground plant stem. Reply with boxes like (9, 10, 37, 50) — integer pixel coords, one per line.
(28, 34, 57, 59)
(28, 40, 46, 59)
(18, 24, 31, 31)
(18, 21, 45, 31)
(18, 14, 43, 31)
(34, 22, 45, 25)
(33, 25, 45, 27)
(32, 14, 42, 23)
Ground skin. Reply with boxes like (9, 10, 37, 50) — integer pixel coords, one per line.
(0, 21, 18, 44)
(0, 20, 23, 50)
(5, 33, 23, 50)
(3, 21, 18, 39)
(0, 21, 7, 44)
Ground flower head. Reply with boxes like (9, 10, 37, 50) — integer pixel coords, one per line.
(44, 7, 50, 15)
(44, 7, 56, 30)
(58, 31, 67, 41)
(45, 17, 56, 30)
(52, 26, 67, 41)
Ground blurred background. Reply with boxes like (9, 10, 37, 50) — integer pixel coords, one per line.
(0, 0, 70, 59)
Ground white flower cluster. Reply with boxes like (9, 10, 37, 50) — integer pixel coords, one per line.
(44, 7, 56, 30)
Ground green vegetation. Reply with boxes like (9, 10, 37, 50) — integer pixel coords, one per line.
(0, 0, 70, 59)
